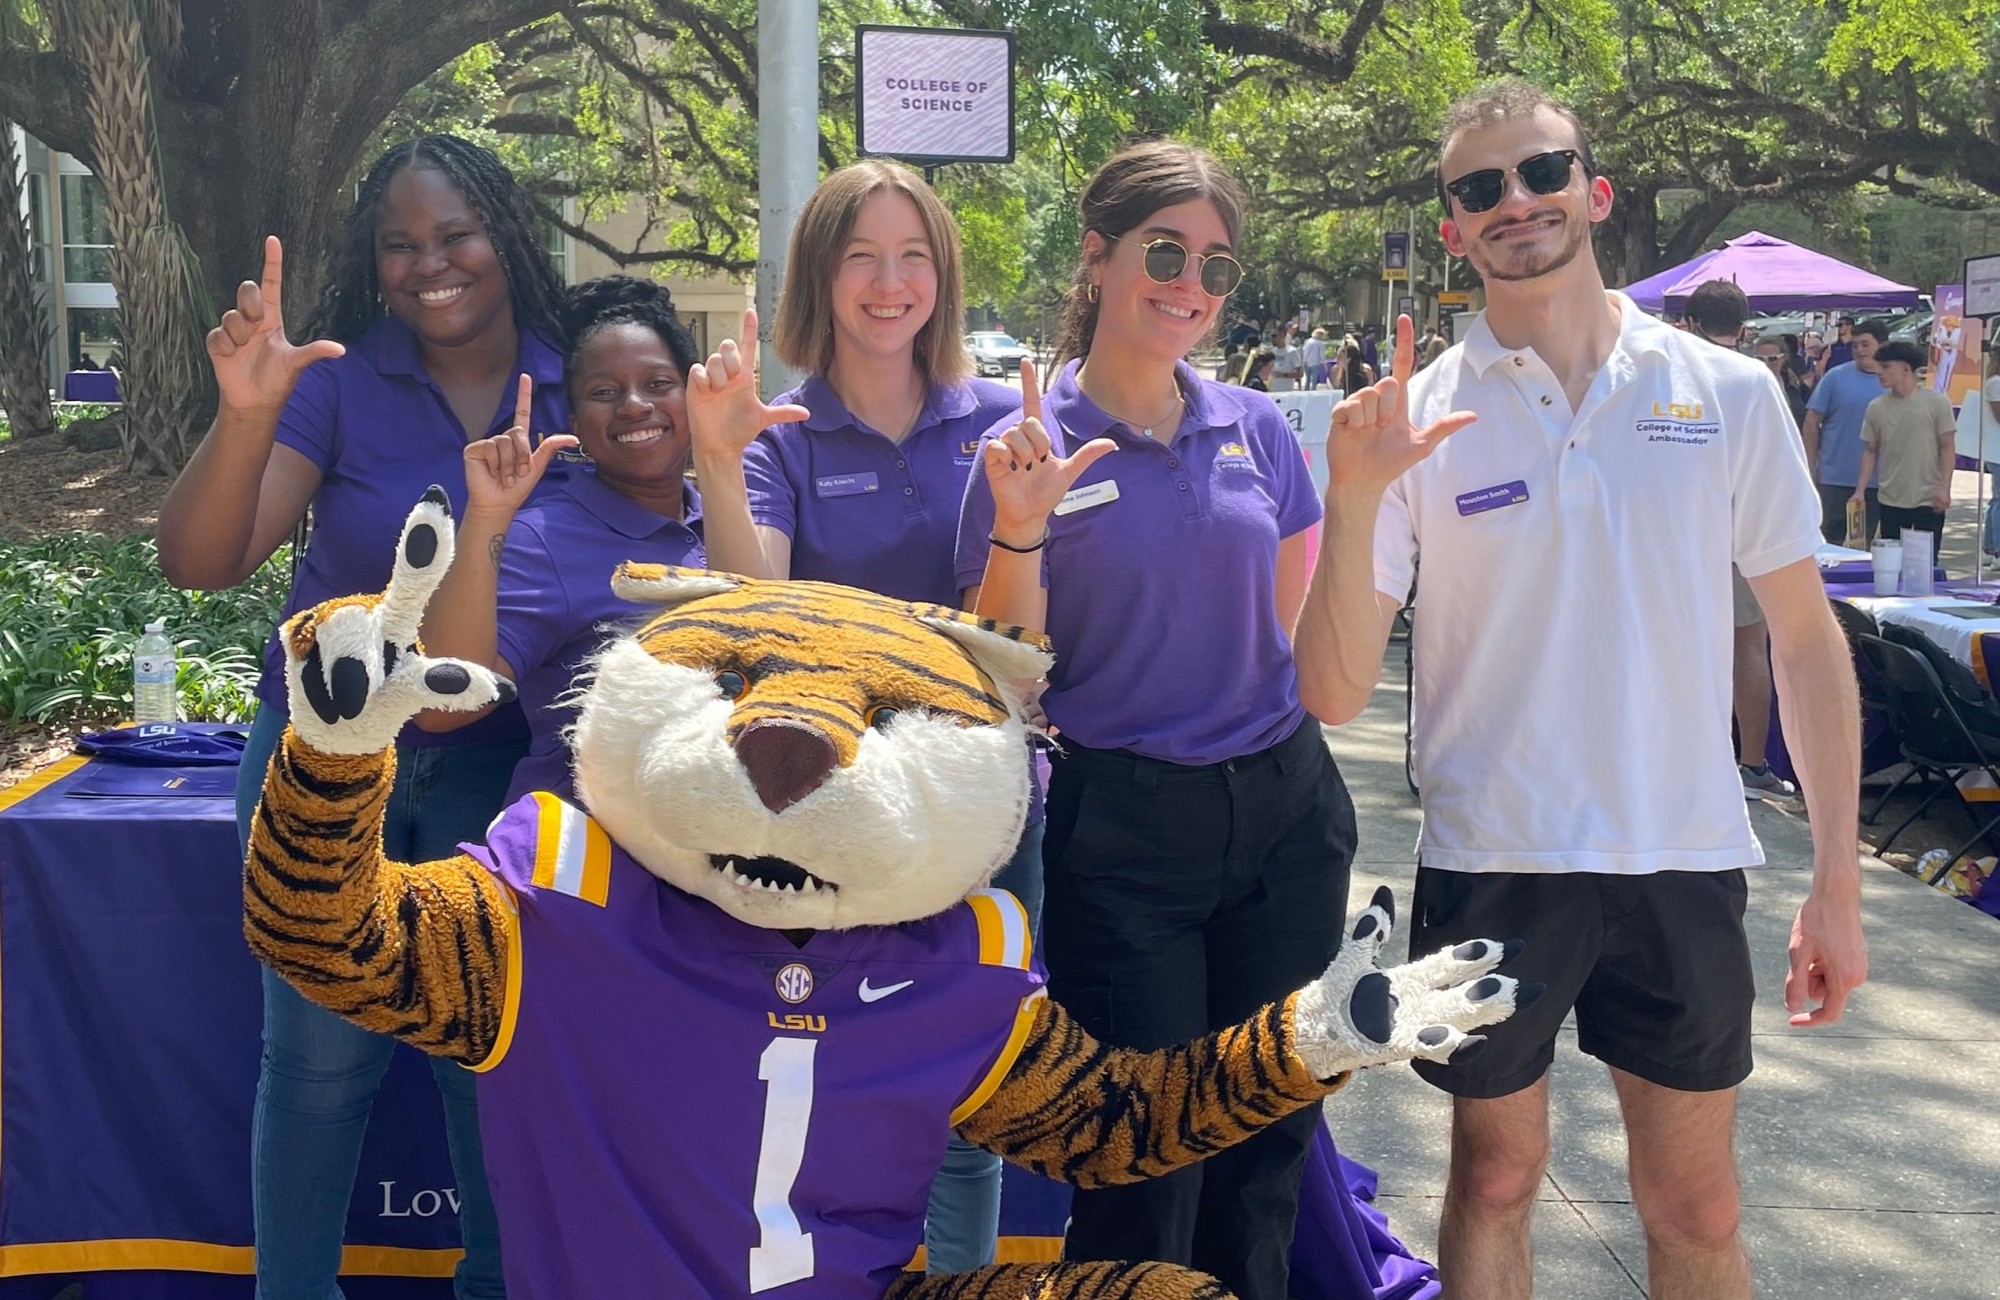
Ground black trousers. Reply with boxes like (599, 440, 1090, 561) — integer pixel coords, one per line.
(1042, 719, 1357, 1300)
(1876, 503, 1947, 541)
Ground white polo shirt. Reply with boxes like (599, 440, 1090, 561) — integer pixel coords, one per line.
(1375, 292, 1822, 874)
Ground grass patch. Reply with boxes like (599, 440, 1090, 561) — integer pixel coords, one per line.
(0, 532, 288, 726)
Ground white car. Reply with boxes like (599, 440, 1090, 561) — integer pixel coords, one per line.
(964, 332, 1029, 377)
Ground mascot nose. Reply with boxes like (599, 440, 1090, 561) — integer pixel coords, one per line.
(733, 718, 839, 813)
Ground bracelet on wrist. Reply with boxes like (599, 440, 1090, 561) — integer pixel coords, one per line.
(989, 528, 1049, 554)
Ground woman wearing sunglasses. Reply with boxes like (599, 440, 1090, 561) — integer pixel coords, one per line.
(956, 140, 1357, 1300)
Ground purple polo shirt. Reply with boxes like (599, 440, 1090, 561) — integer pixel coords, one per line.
(744, 375, 1020, 607)
(956, 359, 1321, 766)
(494, 471, 704, 803)
(258, 315, 570, 748)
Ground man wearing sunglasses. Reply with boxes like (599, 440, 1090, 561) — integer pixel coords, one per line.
(1293, 79, 1866, 1300)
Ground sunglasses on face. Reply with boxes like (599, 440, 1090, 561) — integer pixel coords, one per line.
(1109, 235, 1244, 298)
(1441, 150, 1584, 214)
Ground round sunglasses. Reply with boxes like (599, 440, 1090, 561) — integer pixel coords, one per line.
(1108, 235, 1245, 298)
(1440, 149, 1584, 214)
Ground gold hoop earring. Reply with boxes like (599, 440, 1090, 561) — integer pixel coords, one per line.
(1086, 283, 1099, 303)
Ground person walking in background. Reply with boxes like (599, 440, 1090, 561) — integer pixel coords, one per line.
(1294, 80, 1864, 1300)
(1302, 325, 1330, 389)
(676, 159, 1036, 1277)
(1244, 347, 1276, 391)
(1803, 317, 1890, 542)
(156, 133, 573, 1300)
(1685, 279, 1797, 804)
(1270, 324, 1304, 392)
(960, 139, 1357, 1300)
(1756, 336, 1811, 427)
(1853, 339, 1956, 541)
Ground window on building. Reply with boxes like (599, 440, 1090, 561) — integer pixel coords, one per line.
(60, 173, 112, 283)
(25, 173, 49, 283)
(534, 211, 570, 285)
(66, 306, 120, 372)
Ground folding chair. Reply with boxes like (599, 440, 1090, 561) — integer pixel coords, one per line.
(1856, 634, 2000, 874)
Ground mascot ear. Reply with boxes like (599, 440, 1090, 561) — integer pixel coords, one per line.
(611, 563, 744, 607)
(920, 610, 1054, 720)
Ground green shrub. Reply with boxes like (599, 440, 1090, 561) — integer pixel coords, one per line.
(0, 402, 124, 442)
(0, 533, 289, 725)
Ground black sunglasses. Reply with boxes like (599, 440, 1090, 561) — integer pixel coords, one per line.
(1108, 235, 1244, 298)
(1440, 150, 1585, 214)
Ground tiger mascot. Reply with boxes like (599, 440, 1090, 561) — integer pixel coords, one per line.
(246, 490, 1530, 1300)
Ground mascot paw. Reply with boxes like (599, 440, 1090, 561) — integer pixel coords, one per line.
(1293, 886, 1540, 1077)
(281, 488, 516, 756)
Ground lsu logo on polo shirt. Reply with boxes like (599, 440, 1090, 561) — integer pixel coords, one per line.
(955, 438, 981, 466)
(1215, 442, 1258, 470)
(1638, 399, 1718, 447)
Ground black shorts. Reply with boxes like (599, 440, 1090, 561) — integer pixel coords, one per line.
(1408, 867, 1755, 1098)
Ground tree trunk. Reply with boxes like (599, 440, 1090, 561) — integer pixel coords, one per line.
(0, 117, 56, 440)
(71, 0, 213, 476)
(0, 0, 572, 472)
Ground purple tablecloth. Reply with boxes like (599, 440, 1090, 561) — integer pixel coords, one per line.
(0, 754, 1441, 1298)
(61, 370, 120, 402)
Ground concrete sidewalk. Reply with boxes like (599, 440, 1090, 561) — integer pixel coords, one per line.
(1319, 641, 2000, 1299)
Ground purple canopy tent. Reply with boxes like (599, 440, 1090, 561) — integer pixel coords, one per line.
(1621, 230, 1921, 314)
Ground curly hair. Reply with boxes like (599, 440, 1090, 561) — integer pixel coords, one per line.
(305, 135, 566, 346)
(560, 275, 699, 379)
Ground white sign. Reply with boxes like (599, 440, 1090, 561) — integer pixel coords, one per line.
(856, 26, 1014, 164)
(1966, 254, 2000, 319)
(1269, 391, 1339, 497)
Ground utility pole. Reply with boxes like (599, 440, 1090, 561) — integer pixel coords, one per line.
(757, 0, 819, 397)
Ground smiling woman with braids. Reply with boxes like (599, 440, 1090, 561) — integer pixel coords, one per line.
(157, 134, 571, 1300)
(413, 275, 706, 804)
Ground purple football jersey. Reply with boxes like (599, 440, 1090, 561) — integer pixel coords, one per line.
(461, 793, 1045, 1298)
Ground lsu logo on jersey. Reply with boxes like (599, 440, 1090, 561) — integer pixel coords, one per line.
(955, 438, 981, 465)
(1650, 400, 1705, 421)
(766, 1012, 828, 1032)
(1215, 441, 1257, 470)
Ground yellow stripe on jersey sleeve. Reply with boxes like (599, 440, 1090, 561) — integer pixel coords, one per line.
(950, 989, 1046, 1125)
(967, 886, 1031, 968)
(470, 882, 524, 1074)
(527, 791, 612, 906)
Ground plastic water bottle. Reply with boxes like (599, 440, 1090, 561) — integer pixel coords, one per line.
(133, 620, 177, 724)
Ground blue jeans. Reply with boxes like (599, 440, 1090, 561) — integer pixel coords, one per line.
(237, 703, 517, 1299)
(922, 819, 1045, 1273)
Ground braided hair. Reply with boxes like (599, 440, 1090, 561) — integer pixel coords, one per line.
(305, 135, 566, 345)
(559, 275, 698, 380)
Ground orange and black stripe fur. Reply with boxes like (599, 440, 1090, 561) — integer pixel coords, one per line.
(246, 585, 1349, 1299)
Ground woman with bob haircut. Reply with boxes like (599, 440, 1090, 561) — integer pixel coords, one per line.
(685, 159, 1040, 1275)
(956, 140, 1357, 1300)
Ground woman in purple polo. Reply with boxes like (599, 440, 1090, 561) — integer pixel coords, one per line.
(956, 141, 1357, 1300)
(415, 276, 704, 801)
(684, 161, 1035, 1275)
(158, 135, 569, 1300)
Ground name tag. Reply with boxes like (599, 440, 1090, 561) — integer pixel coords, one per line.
(1054, 479, 1121, 516)
(1455, 480, 1530, 516)
(814, 472, 879, 499)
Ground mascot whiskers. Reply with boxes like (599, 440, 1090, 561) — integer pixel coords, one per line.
(246, 490, 1532, 1300)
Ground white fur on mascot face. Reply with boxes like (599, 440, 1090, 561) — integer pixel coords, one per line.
(569, 568, 1051, 931)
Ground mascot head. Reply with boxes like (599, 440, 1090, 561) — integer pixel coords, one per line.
(569, 567, 1051, 931)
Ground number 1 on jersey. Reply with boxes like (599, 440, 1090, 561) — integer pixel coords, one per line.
(749, 1037, 816, 1292)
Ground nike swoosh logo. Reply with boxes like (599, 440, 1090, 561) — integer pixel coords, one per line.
(858, 978, 914, 1003)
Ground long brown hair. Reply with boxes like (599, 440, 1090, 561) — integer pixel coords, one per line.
(772, 161, 970, 385)
(1053, 141, 1246, 368)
